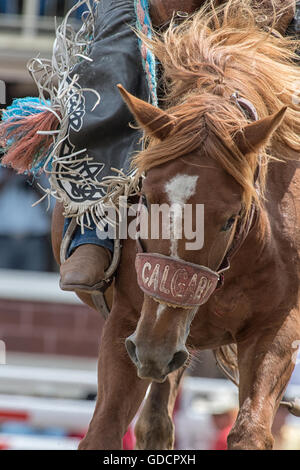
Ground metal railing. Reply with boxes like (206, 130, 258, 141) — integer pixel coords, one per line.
(0, 269, 81, 304)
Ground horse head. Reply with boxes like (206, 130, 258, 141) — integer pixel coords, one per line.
(118, 84, 286, 382)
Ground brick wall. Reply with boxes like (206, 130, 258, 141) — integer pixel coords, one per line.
(0, 298, 222, 377)
(0, 298, 105, 358)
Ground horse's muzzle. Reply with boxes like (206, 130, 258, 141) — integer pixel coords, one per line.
(125, 333, 189, 381)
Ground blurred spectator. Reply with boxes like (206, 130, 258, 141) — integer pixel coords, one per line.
(272, 404, 300, 450)
(210, 406, 238, 450)
(272, 405, 291, 450)
(0, 167, 53, 271)
(175, 405, 232, 450)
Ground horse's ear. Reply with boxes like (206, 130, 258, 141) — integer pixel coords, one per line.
(117, 84, 176, 140)
(235, 106, 287, 155)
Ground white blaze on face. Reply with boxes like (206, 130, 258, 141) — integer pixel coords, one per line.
(165, 174, 199, 258)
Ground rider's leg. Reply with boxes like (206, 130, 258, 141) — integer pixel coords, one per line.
(58, 0, 149, 294)
(60, 219, 113, 293)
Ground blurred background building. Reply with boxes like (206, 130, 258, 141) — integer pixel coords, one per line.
(0, 0, 299, 450)
(0, 0, 110, 450)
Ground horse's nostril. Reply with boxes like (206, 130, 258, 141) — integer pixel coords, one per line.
(168, 349, 189, 373)
(125, 337, 138, 366)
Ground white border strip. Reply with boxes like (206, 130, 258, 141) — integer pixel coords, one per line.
(0, 269, 81, 304)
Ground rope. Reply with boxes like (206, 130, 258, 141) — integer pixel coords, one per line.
(135, 0, 158, 107)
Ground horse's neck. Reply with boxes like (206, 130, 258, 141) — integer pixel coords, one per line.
(266, 144, 300, 211)
(218, 146, 300, 289)
(250, 145, 300, 263)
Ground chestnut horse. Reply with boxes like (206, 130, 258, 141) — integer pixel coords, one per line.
(53, 1, 300, 450)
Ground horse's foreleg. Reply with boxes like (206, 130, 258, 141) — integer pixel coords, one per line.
(228, 310, 300, 450)
(134, 367, 185, 450)
(79, 308, 150, 450)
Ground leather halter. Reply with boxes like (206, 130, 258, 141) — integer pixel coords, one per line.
(135, 93, 259, 309)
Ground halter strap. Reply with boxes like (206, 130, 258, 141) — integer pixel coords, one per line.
(231, 91, 261, 183)
(212, 92, 260, 282)
(231, 92, 259, 121)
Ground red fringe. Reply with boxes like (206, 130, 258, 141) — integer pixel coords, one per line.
(0, 111, 60, 173)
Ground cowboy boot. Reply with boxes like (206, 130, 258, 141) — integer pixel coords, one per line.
(60, 244, 111, 293)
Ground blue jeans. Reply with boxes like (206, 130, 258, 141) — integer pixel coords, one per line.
(63, 219, 114, 259)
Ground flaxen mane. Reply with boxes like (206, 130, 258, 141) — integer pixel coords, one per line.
(133, 0, 300, 217)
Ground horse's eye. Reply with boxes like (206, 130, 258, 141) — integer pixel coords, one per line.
(221, 216, 236, 232)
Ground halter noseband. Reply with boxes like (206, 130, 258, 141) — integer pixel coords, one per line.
(135, 93, 259, 309)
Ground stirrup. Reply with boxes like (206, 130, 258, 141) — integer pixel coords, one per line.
(60, 218, 122, 318)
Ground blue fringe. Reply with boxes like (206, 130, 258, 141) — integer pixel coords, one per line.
(0, 97, 53, 175)
(2, 97, 50, 122)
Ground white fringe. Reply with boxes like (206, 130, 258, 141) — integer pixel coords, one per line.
(28, 0, 139, 231)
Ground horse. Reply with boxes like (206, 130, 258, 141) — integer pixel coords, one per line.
(52, 0, 300, 450)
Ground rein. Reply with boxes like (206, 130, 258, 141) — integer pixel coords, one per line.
(135, 93, 259, 309)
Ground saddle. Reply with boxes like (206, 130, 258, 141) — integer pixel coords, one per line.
(149, 0, 296, 34)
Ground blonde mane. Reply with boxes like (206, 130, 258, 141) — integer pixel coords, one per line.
(132, 0, 300, 214)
